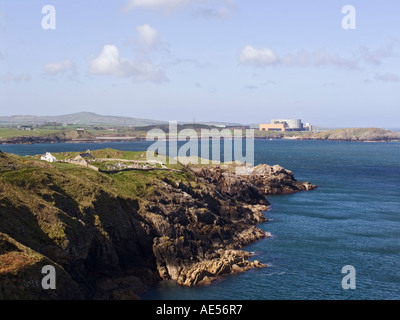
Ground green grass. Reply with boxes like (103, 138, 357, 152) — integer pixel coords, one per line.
(51, 148, 149, 161)
(1, 149, 192, 209)
(0, 128, 59, 139)
(49, 148, 185, 170)
(15, 150, 190, 197)
(0, 150, 200, 291)
(0, 148, 206, 288)
(90, 148, 146, 160)
(108, 168, 192, 198)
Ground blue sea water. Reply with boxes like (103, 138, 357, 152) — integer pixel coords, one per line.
(1, 140, 400, 300)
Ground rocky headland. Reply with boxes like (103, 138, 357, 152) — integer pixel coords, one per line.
(308, 127, 400, 142)
(2, 127, 400, 145)
(0, 150, 316, 299)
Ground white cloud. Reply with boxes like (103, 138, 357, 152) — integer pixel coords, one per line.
(136, 24, 159, 49)
(281, 49, 357, 69)
(240, 42, 398, 72)
(374, 73, 400, 83)
(239, 46, 278, 66)
(193, 1, 235, 19)
(89, 45, 136, 77)
(1, 73, 30, 83)
(132, 61, 167, 82)
(239, 46, 357, 69)
(358, 44, 396, 66)
(124, 0, 189, 12)
(244, 85, 258, 90)
(262, 80, 277, 86)
(44, 59, 76, 75)
(193, 6, 228, 19)
(123, 0, 235, 19)
(89, 44, 166, 83)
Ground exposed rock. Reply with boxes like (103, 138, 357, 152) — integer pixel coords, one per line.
(176, 249, 266, 286)
(0, 151, 316, 299)
(246, 164, 317, 194)
(193, 163, 317, 195)
(310, 127, 400, 142)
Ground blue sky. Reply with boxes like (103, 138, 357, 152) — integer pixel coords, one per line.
(0, 0, 399, 127)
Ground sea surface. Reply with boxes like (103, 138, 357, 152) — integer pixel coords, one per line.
(1, 139, 400, 300)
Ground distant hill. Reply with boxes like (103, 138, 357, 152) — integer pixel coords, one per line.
(187, 121, 242, 127)
(0, 112, 166, 126)
(313, 127, 400, 141)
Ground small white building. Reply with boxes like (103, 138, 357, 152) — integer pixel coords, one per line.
(41, 152, 57, 162)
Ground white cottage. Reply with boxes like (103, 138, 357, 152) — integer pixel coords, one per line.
(41, 152, 57, 162)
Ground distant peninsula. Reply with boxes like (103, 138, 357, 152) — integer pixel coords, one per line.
(0, 112, 399, 143)
(1, 126, 399, 144)
(0, 112, 166, 127)
(309, 127, 400, 142)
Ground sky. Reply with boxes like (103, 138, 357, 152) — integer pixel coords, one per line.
(0, 0, 399, 127)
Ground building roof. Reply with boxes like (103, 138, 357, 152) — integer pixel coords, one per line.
(78, 153, 94, 159)
(41, 152, 57, 162)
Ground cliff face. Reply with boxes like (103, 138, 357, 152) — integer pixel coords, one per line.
(194, 164, 316, 195)
(0, 151, 316, 299)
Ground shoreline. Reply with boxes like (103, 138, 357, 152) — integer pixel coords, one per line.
(1, 135, 400, 146)
(0, 149, 316, 299)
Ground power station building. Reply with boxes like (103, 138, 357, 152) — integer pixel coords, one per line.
(259, 119, 312, 132)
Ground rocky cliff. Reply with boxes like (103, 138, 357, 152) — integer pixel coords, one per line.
(311, 127, 400, 142)
(0, 150, 316, 299)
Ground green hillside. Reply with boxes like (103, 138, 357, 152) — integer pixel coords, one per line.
(0, 112, 166, 126)
(313, 127, 400, 141)
(0, 150, 193, 299)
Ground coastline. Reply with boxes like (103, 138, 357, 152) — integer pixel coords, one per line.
(1, 134, 400, 145)
(0, 149, 316, 299)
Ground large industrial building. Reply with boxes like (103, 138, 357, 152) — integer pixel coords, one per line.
(259, 119, 312, 132)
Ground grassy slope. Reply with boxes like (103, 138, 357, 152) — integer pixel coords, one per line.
(313, 127, 400, 141)
(0, 112, 165, 126)
(0, 128, 95, 141)
(0, 150, 195, 298)
(0, 128, 59, 138)
(46, 148, 184, 170)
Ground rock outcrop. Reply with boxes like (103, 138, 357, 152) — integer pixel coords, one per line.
(193, 163, 316, 195)
(0, 151, 316, 299)
(310, 127, 400, 142)
(140, 166, 270, 287)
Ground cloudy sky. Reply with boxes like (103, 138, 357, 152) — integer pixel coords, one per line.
(0, 0, 399, 127)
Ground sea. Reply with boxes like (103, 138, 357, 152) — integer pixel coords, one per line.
(1, 139, 399, 300)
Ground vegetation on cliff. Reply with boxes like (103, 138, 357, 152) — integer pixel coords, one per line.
(311, 127, 400, 141)
(2, 125, 399, 144)
(0, 149, 315, 299)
